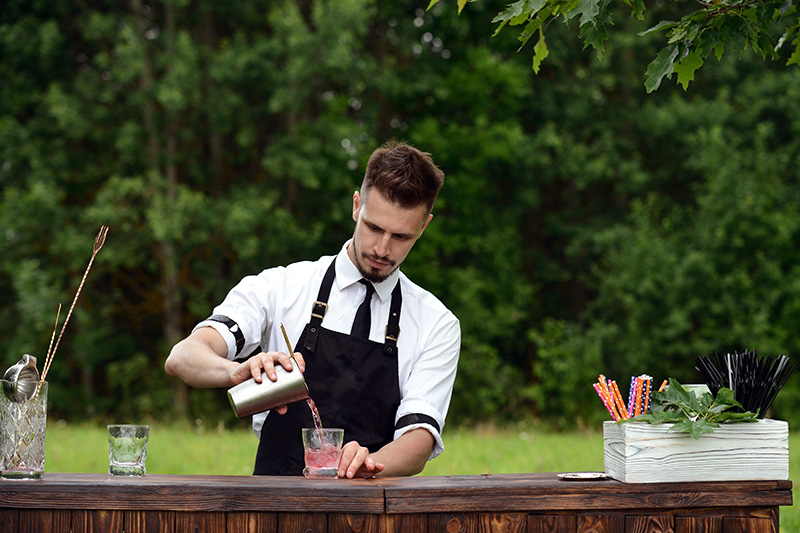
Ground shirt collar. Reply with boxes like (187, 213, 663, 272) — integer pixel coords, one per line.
(335, 240, 399, 303)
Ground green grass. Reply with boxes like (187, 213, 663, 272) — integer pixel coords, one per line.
(45, 422, 797, 531)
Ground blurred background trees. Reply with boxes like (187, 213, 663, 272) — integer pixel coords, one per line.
(2, 0, 799, 430)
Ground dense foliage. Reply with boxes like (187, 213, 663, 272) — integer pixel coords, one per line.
(2, 0, 799, 431)
(448, 0, 800, 91)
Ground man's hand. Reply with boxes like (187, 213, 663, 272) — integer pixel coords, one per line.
(338, 441, 385, 479)
(234, 350, 306, 383)
(230, 350, 306, 415)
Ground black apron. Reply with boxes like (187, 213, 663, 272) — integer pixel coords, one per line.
(253, 259, 403, 476)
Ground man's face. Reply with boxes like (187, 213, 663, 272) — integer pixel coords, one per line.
(348, 189, 432, 283)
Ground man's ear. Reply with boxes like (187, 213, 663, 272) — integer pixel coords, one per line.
(418, 213, 433, 237)
(352, 190, 362, 222)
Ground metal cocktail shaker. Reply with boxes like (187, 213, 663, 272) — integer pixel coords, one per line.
(227, 358, 309, 418)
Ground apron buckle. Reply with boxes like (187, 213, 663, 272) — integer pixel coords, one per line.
(384, 325, 400, 342)
(311, 301, 328, 320)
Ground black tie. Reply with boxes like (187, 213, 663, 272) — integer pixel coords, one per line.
(350, 279, 374, 339)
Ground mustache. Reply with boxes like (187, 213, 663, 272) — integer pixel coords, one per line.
(361, 251, 395, 267)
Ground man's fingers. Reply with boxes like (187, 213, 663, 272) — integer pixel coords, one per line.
(254, 353, 276, 381)
(293, 352, 306, 373)
(250, 351, 300, 382)
(232, 351, 303, 386)
(339, 441, 367, 478)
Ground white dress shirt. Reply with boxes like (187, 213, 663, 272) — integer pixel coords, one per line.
(194, 240, 460, 460)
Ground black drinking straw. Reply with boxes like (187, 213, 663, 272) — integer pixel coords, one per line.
(695, 349, 795, 418)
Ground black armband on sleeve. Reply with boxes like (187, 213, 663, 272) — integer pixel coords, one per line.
(395, 413, 440, 434)
(206, 314, 245, 356)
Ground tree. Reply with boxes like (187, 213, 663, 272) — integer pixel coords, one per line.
(3, 0, 800, 430)
(432, 0, 800, 91)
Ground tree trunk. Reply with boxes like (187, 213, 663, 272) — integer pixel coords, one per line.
(130, 0, 189, 417)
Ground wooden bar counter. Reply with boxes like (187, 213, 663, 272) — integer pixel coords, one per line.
(0, 472, 792, 532)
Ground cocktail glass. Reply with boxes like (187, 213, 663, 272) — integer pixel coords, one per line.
(302, 427, 344, 479)
(108, 424, 150, 476)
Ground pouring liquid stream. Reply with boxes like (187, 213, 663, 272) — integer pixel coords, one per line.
(307, 397, 323, 430)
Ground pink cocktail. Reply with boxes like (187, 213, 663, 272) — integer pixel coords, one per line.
(302, 428, 343, 478)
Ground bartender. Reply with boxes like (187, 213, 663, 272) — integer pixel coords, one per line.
(165, 141, 460, 478)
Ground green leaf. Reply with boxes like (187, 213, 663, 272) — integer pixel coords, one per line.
(578, 18, 610, 56)
(656, 378, 694, 407)
(627, 410, 684, 424)
(458, 0, 469, 14)
(674, 418, 718, 439)
(638, 20, 678, 36)
(674, 50, 703, 90)
(569, 0, 601, 26)
(717, 411, 760, 423)
(714, 42, 726, 61)
(532, 29, 549, 73)
(492, 1, 526, 24)
(622, 379, 759, 437)
(630, 0, 645, 20)
(518, 7, 553, 50)
(715, 388, 741, 408)
(492, 1, 527, 35)
(788, 47, 800, 67)
(645, 43, 679, 93)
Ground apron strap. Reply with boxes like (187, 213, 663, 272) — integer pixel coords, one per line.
(304, 256, 403, 355)
(384, 280, 402, 355)
(303, 258, 336, 354)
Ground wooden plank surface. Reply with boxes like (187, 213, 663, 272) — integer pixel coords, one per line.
(379, 473, 793, 513)
(0, 473, 383, 513)
(0, 473, 792, 520)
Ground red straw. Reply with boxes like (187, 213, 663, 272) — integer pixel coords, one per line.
(594, 383, 617, 420)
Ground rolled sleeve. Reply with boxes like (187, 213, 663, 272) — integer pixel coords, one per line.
(394, 398, 447, 460)
(395, 313, 460, 461)
(193, 319, 239, 360)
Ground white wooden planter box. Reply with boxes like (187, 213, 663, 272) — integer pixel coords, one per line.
(603, 418, 789, 483)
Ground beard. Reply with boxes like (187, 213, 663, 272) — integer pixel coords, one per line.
(353, 244, 397, 284)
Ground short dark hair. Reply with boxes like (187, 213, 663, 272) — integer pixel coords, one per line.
(362, 140, 444, 212)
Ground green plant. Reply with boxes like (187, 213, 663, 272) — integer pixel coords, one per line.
(624, 378, 759, 438)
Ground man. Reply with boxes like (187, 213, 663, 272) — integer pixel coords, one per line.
(165, 141, 460, 478)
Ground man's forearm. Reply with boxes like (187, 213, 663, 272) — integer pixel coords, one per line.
(164, 329, 238, 388)
(372, 428, 434, 477)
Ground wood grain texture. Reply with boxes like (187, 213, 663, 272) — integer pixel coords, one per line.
(124, 510, 177, 533)
(380, 473, 792, 513)
(18, 509, 72, 533)
(174, 510, 227, 532)
(0, 473, 791, 533)
(675, 516, 722, 533)
(382, 513, 428, 533)
(427, 512, 527, 532)
(226, 511, 277, 532)
(278, 512, 326, 532)
(0, 473, 384, 513)
(527, 514, 577, 533)
(577, 513, 625, 532)
(625, 515, 674, 533)
(604, 420, 789, 483)
(71, 509, 125, 532)
(329, 513, 385, 532)
(722, 517, 775, 533)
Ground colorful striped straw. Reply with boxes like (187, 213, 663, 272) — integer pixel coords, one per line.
(593, 383, 617, 420)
